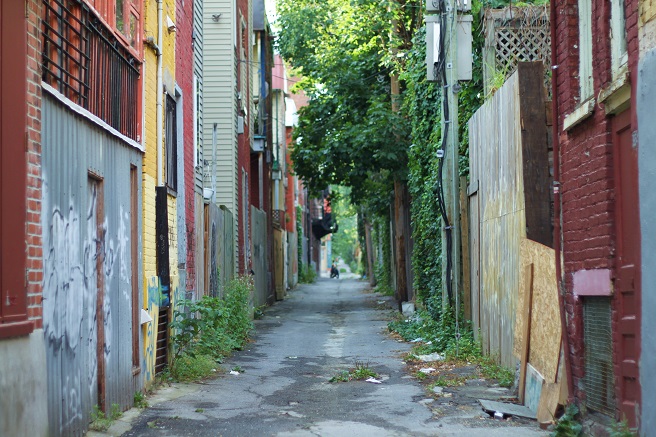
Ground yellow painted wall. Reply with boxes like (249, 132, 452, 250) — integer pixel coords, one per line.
(142, 0, 178, 385)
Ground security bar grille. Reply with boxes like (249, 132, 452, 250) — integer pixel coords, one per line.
(42, 0, 141, 140)
(584, 297, 616, 416)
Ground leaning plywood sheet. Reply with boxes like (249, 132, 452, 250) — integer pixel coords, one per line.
(514, 239, 561, 383)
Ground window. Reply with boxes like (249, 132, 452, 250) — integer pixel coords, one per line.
(1, 0, 32, 338)
(42, 0, 141, 140)
(610, 0, 628, 77)
(165, 95, 178, 190)
(578, 0, 594, 101)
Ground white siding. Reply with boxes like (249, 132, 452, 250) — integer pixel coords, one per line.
(203, 0, 237, 216)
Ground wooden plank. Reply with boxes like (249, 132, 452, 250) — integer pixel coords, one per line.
(518, 62, 551, 247)
(460, 176, 471, 321)
(537, 382, 561, 424)
(519, 263, 535, 404)
(469, 192, 480, 337)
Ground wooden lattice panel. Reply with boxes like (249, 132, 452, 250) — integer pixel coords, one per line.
(483, 7, 552, 96)
(495, 27, 551, 70)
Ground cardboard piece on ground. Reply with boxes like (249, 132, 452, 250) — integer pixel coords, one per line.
(479, 399, 537, 420)
(537, 382, 560, 423)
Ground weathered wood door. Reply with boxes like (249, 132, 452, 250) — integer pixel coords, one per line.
(612, 109, 641, 427)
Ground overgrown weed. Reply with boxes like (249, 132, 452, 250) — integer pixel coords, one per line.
(167, 276, 254, 382)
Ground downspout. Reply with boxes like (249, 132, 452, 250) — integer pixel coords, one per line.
(551, 0, 574, 402)
(156, 0, 164, 186)
(274, 94, 279, 210)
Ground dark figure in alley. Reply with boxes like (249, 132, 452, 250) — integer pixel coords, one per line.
(330, 260, 339, 278)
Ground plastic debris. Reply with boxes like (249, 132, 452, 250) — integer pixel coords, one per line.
(432, 386, 444, 394)
(229, 370, 240, 375)
(365, 377, 382, 384)
(410, 338, 423, 343)
(419, 367, 436, 374)
(494, 411, 504, 420)
(417, 353, 444, 362)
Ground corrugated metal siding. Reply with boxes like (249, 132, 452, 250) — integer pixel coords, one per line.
(42, 94, 143, 436)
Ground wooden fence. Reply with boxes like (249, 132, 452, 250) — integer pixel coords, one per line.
(467, 61, 558, 400)
(204, 203, 234, 297)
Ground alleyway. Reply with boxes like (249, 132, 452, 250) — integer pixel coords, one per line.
(116, 279, 547, 437)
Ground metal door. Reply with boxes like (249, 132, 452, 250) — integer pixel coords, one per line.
(612, 109, 641, 427)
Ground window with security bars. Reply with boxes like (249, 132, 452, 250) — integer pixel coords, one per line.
(583, 297, 616, 416)
(42, 0, 141, 140)
(165, 95, 178, 191)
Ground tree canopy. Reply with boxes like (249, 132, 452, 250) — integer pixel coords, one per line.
(276, 0, 423, 207)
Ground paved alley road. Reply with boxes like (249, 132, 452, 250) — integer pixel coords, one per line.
(122, 279, 547, 437)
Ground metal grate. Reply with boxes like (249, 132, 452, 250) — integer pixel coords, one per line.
(584, 297, 616, 416)
(42, 0, 141, 140)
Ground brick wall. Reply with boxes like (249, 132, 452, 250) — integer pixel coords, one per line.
(554, 0, 639, 413)
(26, 0, 43, 328)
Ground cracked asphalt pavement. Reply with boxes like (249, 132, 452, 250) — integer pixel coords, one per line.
(119, 278, 547, 436)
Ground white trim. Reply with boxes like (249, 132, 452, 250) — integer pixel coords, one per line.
(193, 75, 198, 168)
(42, 82, 145, 153)
(578, 0, 594, 101)
(610, 0, 628, 79)
(563, 99, 596, 131)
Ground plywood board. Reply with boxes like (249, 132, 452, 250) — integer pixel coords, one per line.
(537, 382, 561, 423)
(514, 239, 561, 383)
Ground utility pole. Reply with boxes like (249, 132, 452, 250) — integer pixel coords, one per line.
(443, 0, 461, 310)
(426, 0, 472, 309)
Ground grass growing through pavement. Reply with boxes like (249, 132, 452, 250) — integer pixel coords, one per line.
(89, 403, 122, 431)
(166, 276, 254, 382)
(388, 310, 514, 388)
(330, 361, 378, 383)
(133, 391, 149, 408)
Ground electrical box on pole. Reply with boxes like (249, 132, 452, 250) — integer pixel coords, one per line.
(426, 15, 441, 82)
(456, 15, 473, 81)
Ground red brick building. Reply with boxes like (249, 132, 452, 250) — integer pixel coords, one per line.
(0, 0, 48, 433)
(552, 0, 642, 428)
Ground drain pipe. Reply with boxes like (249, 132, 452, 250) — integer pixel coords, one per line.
(551, 0, 574, 403)
(156, 0, 164, 186)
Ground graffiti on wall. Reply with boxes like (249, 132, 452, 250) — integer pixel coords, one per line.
(42, 174, 129, 433)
